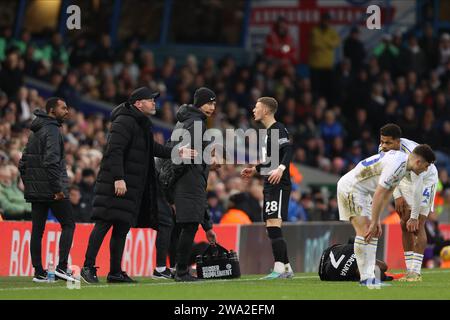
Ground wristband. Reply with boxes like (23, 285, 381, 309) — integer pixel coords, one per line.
(410, 212, 419, 220)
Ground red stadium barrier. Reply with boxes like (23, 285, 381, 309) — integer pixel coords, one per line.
(440, 225, 450, 240)
(0, 221, 239, 277)
(3, 220, 447, 276)
(383, 224, 405, 270)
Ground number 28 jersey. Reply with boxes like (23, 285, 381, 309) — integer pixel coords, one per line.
(339, 150, 409, 196)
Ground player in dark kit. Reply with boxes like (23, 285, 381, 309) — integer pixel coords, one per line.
(319, 240, 394, 282)
(241, 97, 294, 279)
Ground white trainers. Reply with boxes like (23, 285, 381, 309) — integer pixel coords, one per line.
(55, 268, 77, 282)
(359, 278, 391, 289)
(32, 271, 49, 283)
(280, 271, 294, 279)
(260, 272, 284, 280)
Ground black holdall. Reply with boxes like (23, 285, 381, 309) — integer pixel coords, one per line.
(196, 243, 241, 279)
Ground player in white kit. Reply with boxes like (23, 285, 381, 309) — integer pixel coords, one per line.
(337, 144, 435, 288)
(379, 124, 439, 282)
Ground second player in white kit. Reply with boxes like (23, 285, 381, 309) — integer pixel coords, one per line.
(337, 144, 435, 288)
(380, 138, 438, 222)
(379, 124, 439, 281)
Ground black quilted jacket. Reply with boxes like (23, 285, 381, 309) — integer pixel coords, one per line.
(19, 109, 69, 202)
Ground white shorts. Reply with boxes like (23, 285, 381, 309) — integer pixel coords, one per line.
(397, 181, 437, 217)
(337, 179, 372, 221)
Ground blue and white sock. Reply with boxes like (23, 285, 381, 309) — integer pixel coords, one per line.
(411, 253, 424, 275)
(366, 237, 378, 280)
(354, 236, 370, 281)
(404, 251, 413, 272)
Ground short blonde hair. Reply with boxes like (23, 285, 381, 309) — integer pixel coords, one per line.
(257, 97, 278, 114)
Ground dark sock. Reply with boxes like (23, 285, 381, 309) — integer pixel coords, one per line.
(283, 246, 289, 264)
(34, 266, 45, 274)
(267, 227, 288, 264)
(56, 264, 67, 271)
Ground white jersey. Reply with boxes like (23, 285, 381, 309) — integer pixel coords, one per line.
(391, 138, 439, 217)
(339, 150, 408, 196)
(337, 150, 409, 221)
(397, 138, 438, 180)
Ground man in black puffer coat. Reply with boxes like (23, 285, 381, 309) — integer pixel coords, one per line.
(81, 87, 195, 284)
(19, 97, 76, 283)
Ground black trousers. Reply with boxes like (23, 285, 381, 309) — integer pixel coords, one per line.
(155, 222, 182, 268)
(169, 224, 182, 268)
(30, 200, 75, 272)
(175, 222, 198, 275)
(156, 224, 173, 268)
(84, 220, 131, 274)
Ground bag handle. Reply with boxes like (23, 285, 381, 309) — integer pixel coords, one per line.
(202, 243, 228, 257)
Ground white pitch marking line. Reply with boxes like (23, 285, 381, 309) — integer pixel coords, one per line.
(2, 271, 450, 292)
(0, 275, 320, 292)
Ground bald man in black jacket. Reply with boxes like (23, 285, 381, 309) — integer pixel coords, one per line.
(19, 97, 75, 283)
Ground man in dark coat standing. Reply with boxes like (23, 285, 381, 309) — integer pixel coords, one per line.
(18, 97, 76, 283)
(172, 87, 218, 281)
(81, 87, 195, 284)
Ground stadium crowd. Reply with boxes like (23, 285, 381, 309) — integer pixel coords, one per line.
(1, 20, 450, 224)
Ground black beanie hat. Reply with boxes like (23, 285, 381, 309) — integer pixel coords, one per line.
(193, 87, 216, 108)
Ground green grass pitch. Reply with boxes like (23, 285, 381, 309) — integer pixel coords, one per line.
(1, 269, 450, 300)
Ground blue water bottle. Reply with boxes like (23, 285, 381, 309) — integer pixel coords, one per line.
(47, 261, 56, 283)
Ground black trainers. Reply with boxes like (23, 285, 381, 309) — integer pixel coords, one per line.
(107, 271, 137, 283)
(55, 267, 76, 282)
(81, 266, 99, 284)
(385, 275, 394, 281)
(32, 270, 48, 283)
(153, 268, 174, 280)
(174, 272, 200, 282)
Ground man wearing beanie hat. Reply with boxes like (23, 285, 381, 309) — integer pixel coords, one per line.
(193, 87, 216, 109)
(170, 87, 218, 281)
(81, 87, 196, 284)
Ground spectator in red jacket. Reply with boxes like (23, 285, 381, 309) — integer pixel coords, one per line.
(264, 16, 297, 65)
